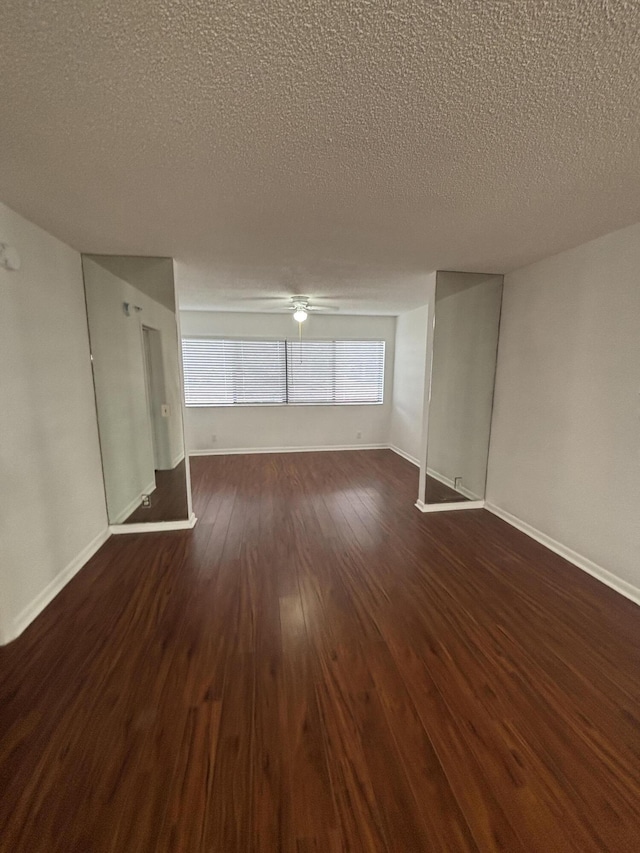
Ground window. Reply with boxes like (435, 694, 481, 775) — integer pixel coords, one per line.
(286, 340, 385, 404)
(182, 339, 286, 406)
(182, 338, 385, 406)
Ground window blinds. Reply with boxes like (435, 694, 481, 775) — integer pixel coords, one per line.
(286, 340, 385, 404)
(182, 339, 286, 406)
(182, 338, 385, 406)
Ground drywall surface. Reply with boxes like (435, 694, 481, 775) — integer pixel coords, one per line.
(0, 202, 108, 643)
(487, 222, 640, 591)
(427, 273, 503, 498)
(180, 311, 395, 452)
(389, 305, 429, 463)
(83, 258, 184, 523)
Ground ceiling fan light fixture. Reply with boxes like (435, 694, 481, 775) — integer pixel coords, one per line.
(293, 308, 308, 323)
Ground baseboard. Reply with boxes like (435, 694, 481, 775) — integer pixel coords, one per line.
(389, 445, 420, 467)
(7, 527, 111, 645)
(189, 444, 387, 457)
(485, 503, 640, 608)
(416, 499, 485, 513)
(110, 513, 198, 535)
(427, 467, 482, 501)
(110, 479, 157, 525)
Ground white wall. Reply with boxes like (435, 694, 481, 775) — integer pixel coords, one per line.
(83, 258, 185, 523)
(487, 222, 640, 594)
(427, 273, 502, 499)
(0, 203, 108, 644)
(180, 311, 395, 452)
(390, 305, 429, 464)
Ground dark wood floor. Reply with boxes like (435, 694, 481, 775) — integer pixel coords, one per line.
(1, 450, 640, 852)
(124, 458, 189, 523)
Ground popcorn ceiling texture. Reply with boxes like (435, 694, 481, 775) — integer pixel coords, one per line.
(1, 1, 639, 313)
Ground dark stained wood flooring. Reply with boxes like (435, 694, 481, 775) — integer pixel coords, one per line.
(124, 458, 189, 524)
(1, 449, 640, 851)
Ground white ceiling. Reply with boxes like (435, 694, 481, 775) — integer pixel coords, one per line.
(1, 1, 639, 315)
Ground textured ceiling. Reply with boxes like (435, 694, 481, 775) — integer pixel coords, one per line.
(1, 1, 639, 314)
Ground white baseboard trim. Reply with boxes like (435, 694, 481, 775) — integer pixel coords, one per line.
(109, 513, 198, 535)
(389, 445, 420, 467)
(416, 499, 485, 513)
(427, 467, 482, 502)
(7, 527, 111, 644)
(485, 503, 640, 608)
(426, 466, 452, 487)
(189, 444, 387, 457)
(111, 479, 157, 525)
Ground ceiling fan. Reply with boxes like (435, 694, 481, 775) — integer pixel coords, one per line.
(236, 294, 339, 320)
(285, 296, 339, 323)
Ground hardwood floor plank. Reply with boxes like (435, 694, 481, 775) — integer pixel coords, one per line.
(319, 641, 445, 853)
(364, 641, 479, 853)
(315, 659, 392, 853)
(159, 697, 222, 851)
(378, 611, 529, 852)
(279, 593, 340, 852)
(206, 650, 255, 851)
(251, 650, 285, 853)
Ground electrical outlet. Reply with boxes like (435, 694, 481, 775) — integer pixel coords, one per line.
(141, 495, 151, 507)
(454, 477, 462, 491)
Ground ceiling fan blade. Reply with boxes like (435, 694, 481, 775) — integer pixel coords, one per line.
(233, 295, 287, 302)
(209, 294, 342, 313)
